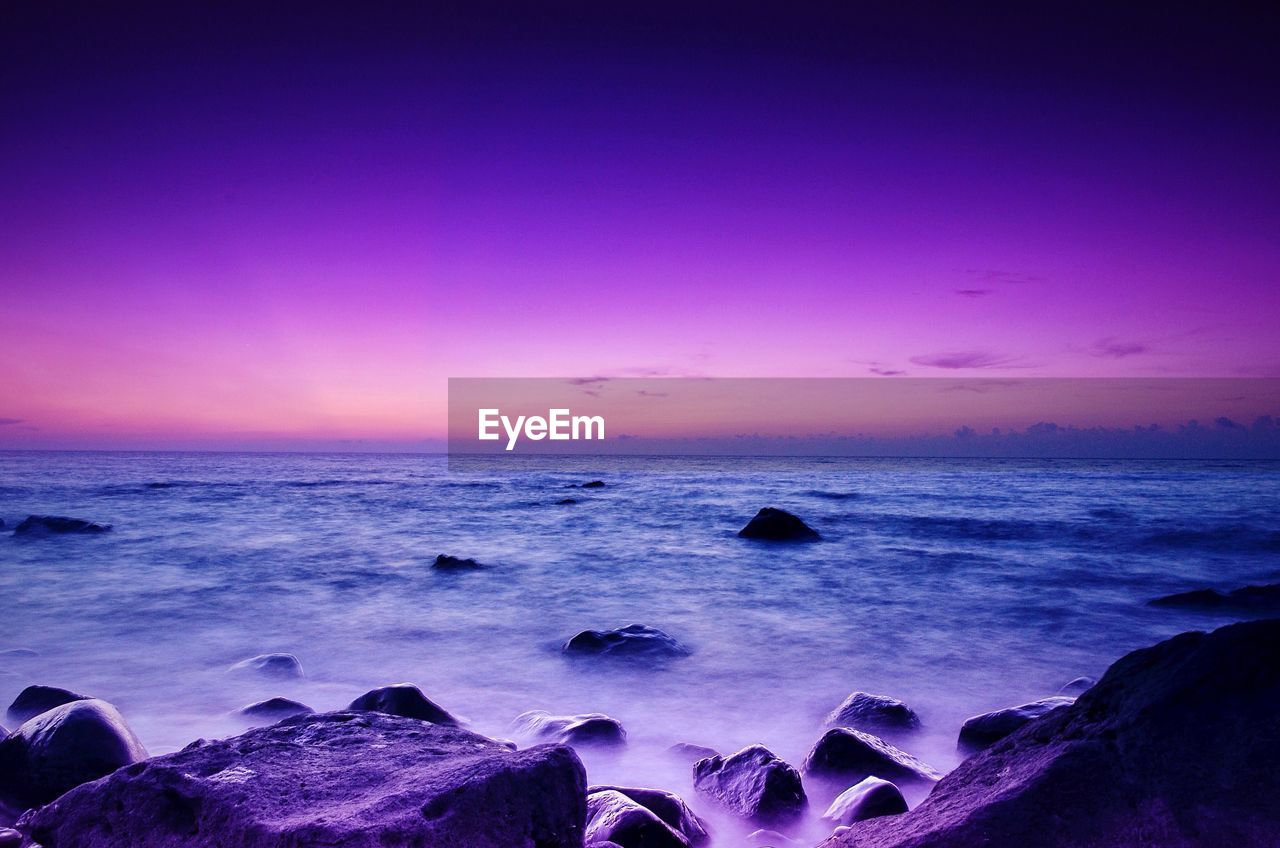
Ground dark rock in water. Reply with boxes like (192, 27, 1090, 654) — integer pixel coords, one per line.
(347, 683, 459, 726)
(821, 777, 908, 825)
(590, 785, 710, 846)
(822, 619, 1280, 848)
(568, 480, 606, 489)
(1149, 583, 1280, 613)
(227, 652, 303, 679)
(586, 789, 696, 848)
(238, 697, 313, 722)
(803, 728, 940, 788)
(0, 649, 38, 660)
(564, 624, 691, 659)
(556, 498, 579, 505)
(667, 742, 719, 763)
(824, 692, 921, 734)
(737, 507, 820, 541)
(433, 553, 483, 570)
(1057, 676, 1095, 696)
(692, 744, 807, 828)
(6, 685, 89, 724)
(0, 699, 147, 808)
(12, 515, 111, 536)
(956, 696, 1074, 753)
(515, 711, 627, 749)
(20, 710, 586, 848)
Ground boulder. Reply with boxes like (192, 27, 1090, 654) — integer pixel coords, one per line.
(692, 745, 807, 828)
(585, 790, 688, 848)
(514, 711, 626, 749)
(956, 696, 1074, 753)
(6, 685, 90, 724)
(0, 699, 148, 808)
(19, 710, 587, 848)
(803, 728, 940, 788)
(823, 692, 920, 734)
(12, 515, 111, 536)
(821, 777, 907, 825)
(737, 508, 820, 541)
(568, 481, 606, 489)
(590, 785, 709, 845)
(564, 624, 691, 659)
(237, 697, 313, 722)
(226, 653, 303, 679)
(347, 683, 459, 726)
(1149, 583, 1280, 613)
(1057, 677, 1095, 696)
(434, 554, 483, 570)
(822, 619, 1280, 848)
(667, 742, 719, 763)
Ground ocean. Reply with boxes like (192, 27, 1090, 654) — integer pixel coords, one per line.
(3, 451, 1278, 844)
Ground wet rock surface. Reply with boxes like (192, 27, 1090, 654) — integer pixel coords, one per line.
(564, 624, 691, 659)
(692, 744, 807, 828)
(515, 710, 627, 749)
(957, 696, 1074, 753)
(803, 728, 940, 789)
(12, 515, 111, 536)
(6, 685, 90, 725)
(738, 508, 821, 541)
(823, 692, 920, 734)
(347, 683, 460, 726)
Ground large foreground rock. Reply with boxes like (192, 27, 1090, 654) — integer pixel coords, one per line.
(0, 699, 147, 808)
(692, 745, 807, 828)
(737, 508, 820, 541)
(21, 710, 587, 848)
(823, 619, 1280, 848)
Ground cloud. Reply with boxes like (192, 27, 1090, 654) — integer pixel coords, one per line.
(1091, 337, 1148, 358)
(954, 289, 991, 298)
(963, 269, 1044, 285)
(868, 367, 906, 376)
(909, 350, 1018, 370)
(0, 417, 24, 426)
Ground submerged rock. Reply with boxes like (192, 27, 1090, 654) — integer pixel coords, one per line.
(556, 498, 579, 505)
(824, 692, 921, 734)
(821, 777, 907, 825)
(347, 683, 460, 726)
(12, 515, 111, 536)
(586, 789, 694, 848)
(667, 742, 719, 763)
(237, 697, 313, 722)
(0, 649, 38, 660)
(6, 685, 90, 724)
(20, 710, 586, 848)
(957, 696, 1074, 753)
(564, 624, 691, 659)
(692, 744, 807, 828)
(433, 554, 483, 570)
(569, 480, 606, 489)
(590, 785, 710, 846)
(514, 711, 627, 749)
(822, 619, 1280, 848)
(1149, 583, 1280, 613)
(227, 653, 303, 679)
(0, 698, 148, 808)
(803, 728, 940, 788)
(737, 508, 820, 541)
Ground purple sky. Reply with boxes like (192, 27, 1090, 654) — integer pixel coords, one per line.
(2, 3, 1279, 449)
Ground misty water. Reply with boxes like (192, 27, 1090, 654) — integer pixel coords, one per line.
(3, 452, 1279, 844)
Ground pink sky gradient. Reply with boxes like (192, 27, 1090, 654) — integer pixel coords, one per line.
(2, 5, 1278, 449)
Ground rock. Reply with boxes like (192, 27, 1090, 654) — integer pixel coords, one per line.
(12, 515, 111, 536)
(0, 826, 20, 846)
(803, 728, 940, 788)
(227, 653, 303, 679)
(692, 745, 807, 828)
(590, 785, 710, 845)
(237, 697, 312, 722)
(6, 685, 90, 724)
(514, 710, 626, 749)
(564, 624, 691, 659)
(956, 696, 1074, 753)
(556, 498, 579, 505)
(667, 742, 719, 763)
(568, 481, 606, 489)
(746, 829, 805, 847)
(434, 554, 482, 570)
(20, 710, 586, 847)
(1057, 676, 1095, 696)
(585, 789, 688, 848)
(821, 619, 1280, 848)
(821, 777, 907, 825)
(737, 508, 820, 541)
(0, 699, 148, 808)
(823, 692, 920, 734)
(1149, 583, 1280, 613)
(0, 649, 38, 660)
(347, 683, 459, 726)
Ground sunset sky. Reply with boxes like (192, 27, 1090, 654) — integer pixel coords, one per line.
(3, 3, 1279, 449)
